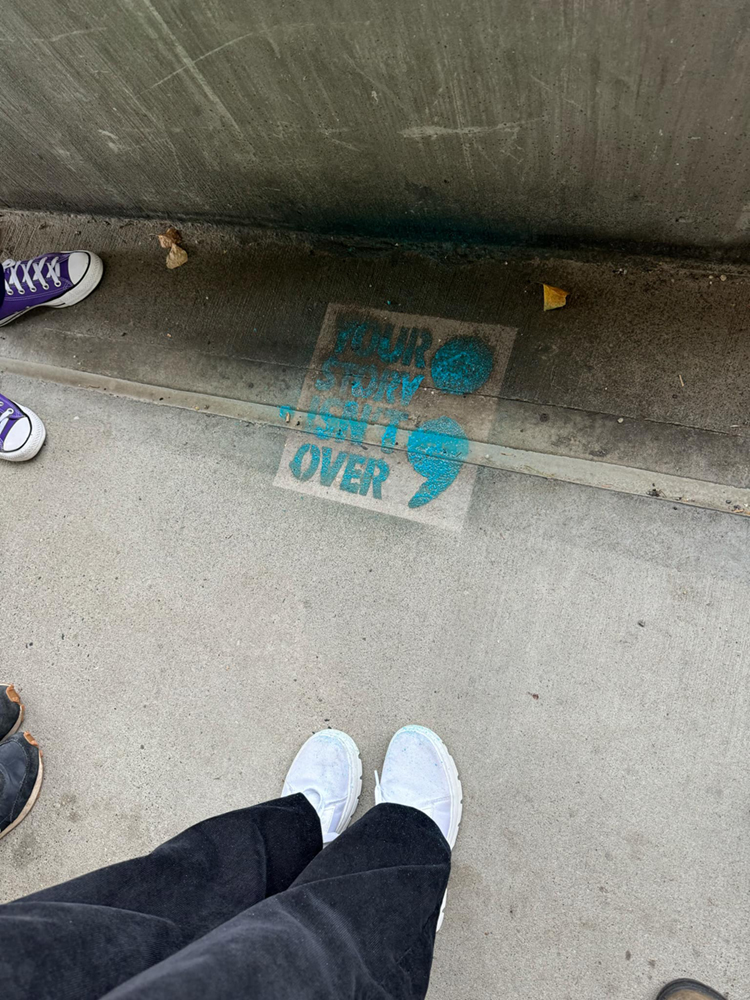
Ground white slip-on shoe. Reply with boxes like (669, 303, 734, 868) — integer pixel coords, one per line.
(375, 724, 462, 929)
(282, 729, 362, 844)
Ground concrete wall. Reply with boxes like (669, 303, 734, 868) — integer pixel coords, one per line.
(2, 0, 750, 247)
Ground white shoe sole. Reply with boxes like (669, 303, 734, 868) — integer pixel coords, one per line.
(0, 746, 44, 841)
(419, 727, 462, 931)
(329, 729, 363, 839)
(0, 405, 46, 462)
(0, 252, 104, 328)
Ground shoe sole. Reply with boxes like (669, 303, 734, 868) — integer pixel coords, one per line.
(0, 744, 44, 841)
(0, 405, 46, 462)
(425, 729, 462, 932)
(0, 252, 104, 328)
(330, 729, 363, 838)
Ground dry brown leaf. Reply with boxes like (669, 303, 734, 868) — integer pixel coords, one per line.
(543, 284, 569, 311)
(158, 226, 183, 249)
(166, 244, 189, 269)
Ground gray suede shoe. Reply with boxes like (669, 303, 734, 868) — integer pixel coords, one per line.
(0, 684, 24, 742)
(0, 732, 43, 840)
(656, 980, 726, 1000)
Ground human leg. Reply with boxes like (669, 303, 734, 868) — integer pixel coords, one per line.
(102, 725, 460, 1000)
(0, 729, 361, 1000)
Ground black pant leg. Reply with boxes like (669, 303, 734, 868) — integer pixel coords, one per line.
(102, 803, 451, 1000)
(0, 794, 321, 1000)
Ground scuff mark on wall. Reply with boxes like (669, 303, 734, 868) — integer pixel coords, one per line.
(32, 27, 107, 43)
(399, 121, 534, 139)
(145, 20, 375, 92)
(138, 0, 245, 139)
(529, 74, 585, 113)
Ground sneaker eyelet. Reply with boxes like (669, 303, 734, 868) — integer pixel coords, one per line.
(53, 280, 62, 287)
(6, 290, 12, 296)
(41, 283, 49, 290)
(17, 289, 25, 296)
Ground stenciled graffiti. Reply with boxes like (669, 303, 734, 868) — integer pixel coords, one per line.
(274, 304, 516, 528)
(284, 314, 494, 507)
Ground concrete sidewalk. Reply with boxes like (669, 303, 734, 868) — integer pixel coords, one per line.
(1, 368, 748, 999)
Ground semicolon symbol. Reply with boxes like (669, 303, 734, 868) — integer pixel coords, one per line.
(406, 416, 469, 508)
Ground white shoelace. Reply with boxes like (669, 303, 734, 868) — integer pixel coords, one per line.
(0, 407, 15, 430)
(3, 256, 62, 296)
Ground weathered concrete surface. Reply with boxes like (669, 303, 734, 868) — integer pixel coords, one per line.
(2, 2, 750, 249)
(3, 211, 750, 433)
(0, 372, 748, 999)
(3, 211, 750, 513)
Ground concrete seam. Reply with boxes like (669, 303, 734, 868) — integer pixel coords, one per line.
(3, 354, 749, 517)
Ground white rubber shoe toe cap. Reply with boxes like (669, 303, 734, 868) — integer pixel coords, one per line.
(0, 406, 46, 462)
(67, 251, 91, 284)
(52, 251, 104, 308)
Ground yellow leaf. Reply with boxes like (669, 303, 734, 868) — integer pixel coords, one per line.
(166, 244, 188, 269)
(543, 284, 569, 311)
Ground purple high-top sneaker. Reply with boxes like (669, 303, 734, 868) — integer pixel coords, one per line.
(0, 393, 46, 461)
(1, 251, 103, 327)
